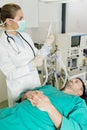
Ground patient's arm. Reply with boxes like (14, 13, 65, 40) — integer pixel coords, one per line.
(28, 92, 62, 129)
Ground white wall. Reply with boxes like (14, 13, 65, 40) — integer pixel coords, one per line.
(32, 0, 87, 43)
(39, 0, 87, 31)
(31, 2, 62, 43)
(66, 0, 87, 33)
(38, 0, 87, 33)
(39, 2, 60, 22)
(32, 0, 87, 42)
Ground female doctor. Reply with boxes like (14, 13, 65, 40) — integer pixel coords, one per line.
(0, 3, 54, 106)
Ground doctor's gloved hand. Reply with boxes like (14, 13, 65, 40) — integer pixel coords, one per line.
(44, 34, 54, 46)
(32, 55, 44, 67)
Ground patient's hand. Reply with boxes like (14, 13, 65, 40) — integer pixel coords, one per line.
(29, 92, 52, 112)
(21, 91, 42, 101)
(21, 91, 33, 101)
(22, 90, 52, 112)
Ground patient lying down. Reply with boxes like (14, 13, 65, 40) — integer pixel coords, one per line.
(0, 78, 87, 130)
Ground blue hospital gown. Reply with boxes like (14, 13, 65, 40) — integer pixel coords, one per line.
(0, 85, 87, 130)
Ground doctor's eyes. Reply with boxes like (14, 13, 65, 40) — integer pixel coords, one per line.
(15, 16, 23, 21)
(19, 16, 24, 21)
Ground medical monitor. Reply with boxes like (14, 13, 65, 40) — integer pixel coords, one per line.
(71, 36, 81, 47)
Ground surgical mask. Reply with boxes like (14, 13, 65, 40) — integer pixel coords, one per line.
(17, 20, 26, 32)
(8, 19, 26, 32)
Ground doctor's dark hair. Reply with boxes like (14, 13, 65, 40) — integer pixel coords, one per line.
(0, 3, 21, 25)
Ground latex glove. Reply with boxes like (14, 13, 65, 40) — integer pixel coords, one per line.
(32, 55, 44, 67)
(45, 34, 54, 46)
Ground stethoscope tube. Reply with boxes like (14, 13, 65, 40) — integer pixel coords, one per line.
(4, 31, 36, 57)
(17, 32, 35, 56)
(5, 31, 15, 43)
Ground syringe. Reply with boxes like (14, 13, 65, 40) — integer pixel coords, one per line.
(47, 22, 52, 38)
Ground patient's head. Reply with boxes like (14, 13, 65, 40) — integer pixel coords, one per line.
(64, 78, 86, 100)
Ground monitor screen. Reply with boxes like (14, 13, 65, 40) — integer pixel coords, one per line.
(71, 36, 81, 47)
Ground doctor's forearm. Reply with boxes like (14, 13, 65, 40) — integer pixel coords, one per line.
(47, 104, 62, 129)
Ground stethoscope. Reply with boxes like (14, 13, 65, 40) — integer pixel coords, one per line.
(4, 31, 36, 56)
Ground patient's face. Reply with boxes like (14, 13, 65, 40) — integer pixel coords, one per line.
(67, 78, 84, 96)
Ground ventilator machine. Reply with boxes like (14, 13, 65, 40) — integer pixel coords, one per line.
(38, 32, 87, 89)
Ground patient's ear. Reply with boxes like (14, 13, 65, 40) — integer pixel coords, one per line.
(78, 90, 83, 96)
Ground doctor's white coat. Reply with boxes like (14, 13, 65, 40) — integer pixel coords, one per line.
(0, 32, 49, 106)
